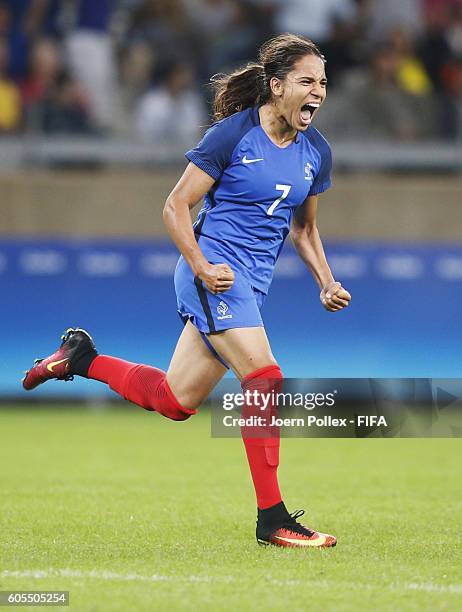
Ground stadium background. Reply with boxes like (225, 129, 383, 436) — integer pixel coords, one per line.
(1, 0, 461, 397)
(1, 3, 462, 611)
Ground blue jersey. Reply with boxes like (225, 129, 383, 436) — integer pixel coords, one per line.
(185, 106, 332, 294)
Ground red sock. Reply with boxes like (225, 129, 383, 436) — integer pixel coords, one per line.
(241, 365, 283, 510)
(88, 355, 196, 421)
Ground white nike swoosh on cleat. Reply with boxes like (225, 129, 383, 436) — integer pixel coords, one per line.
(242, 156, 264, 164)
(273, 534, 327, 547)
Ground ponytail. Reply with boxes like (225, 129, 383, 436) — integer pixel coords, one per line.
(211, 63, 269, 121)
(211, 34, 325, 122)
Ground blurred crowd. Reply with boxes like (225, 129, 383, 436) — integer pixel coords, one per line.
(0, 0, 461, 144)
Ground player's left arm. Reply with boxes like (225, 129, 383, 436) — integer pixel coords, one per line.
(290, 195, 351, 312)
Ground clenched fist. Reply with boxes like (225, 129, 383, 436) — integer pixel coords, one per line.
(320, 280, 351, 312)
(198, 263, 235, 294)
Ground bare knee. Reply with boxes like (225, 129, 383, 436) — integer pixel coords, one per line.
(206, 327, 278, 381)
(165, 384, 208, 411)
(238, 356, 278, 381)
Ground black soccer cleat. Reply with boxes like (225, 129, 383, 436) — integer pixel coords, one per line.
(22, 328, 98, 391)
(256, 502, 337, 548)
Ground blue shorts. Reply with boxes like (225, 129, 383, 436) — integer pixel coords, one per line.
(174, 256, 266, 366)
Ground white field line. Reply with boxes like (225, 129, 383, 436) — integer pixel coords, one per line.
(405, 583, 462, 594)
(1, 570, 462, 594)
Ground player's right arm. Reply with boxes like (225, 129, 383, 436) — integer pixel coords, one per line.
(163, 162, 234, 294)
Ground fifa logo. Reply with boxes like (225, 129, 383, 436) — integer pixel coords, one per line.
(217, 300, 232, 320)
(304, 162, 313, 181)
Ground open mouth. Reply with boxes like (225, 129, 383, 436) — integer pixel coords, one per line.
(300, 103, 320, 126)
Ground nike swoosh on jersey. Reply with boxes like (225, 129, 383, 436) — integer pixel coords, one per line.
(47, 358, 69, 373)
(273, 534, 327, 547)
(242, 156, 264, 164)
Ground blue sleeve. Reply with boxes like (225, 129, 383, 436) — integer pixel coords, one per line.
(185, 120, 236, 181)
(309, 136, 332, 196)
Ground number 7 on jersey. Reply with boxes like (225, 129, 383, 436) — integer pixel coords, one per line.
(267, 184, 292, 216)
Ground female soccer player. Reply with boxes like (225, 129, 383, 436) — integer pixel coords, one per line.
(23, 34, 351, 548)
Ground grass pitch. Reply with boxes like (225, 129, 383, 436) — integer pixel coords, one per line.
(1, 405, 461, 611)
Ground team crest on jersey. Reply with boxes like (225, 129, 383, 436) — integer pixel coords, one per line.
(304, 162, 313, 181)
(217, 300, 232, 320)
